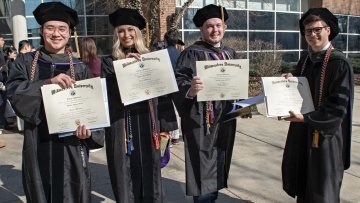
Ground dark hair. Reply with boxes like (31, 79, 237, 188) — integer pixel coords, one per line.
(164, 29, 179, 46)
(18, 40, 32, 51)
(80, 37, 98, 64)
(0, 34, 3, 39)
(5, 46, 17, 55)
(303, 14, 328, 28)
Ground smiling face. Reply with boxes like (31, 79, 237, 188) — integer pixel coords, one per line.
(304, 20, 331, 52)
(117, 25, 137, 48)
(41, 20, 70, 54)
(200, 18, 225, 47)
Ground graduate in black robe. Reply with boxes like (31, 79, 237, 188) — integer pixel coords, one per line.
(102, 8, 177, 203)
(6, 2, 104, 203)
(281, 8, 354, 203)
(174, 5, 241, 202)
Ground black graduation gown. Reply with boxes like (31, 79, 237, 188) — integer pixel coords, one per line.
(101, 53, 177, 203)
(282, 49, 354, 203)
(174, 41, 238, 196)
(6, 50, 104, 203)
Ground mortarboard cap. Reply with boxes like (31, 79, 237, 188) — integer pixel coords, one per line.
(33, 2, 78, 29)
(193, 4, 228, 27)
(299, 8, 339, 41)
(109, 8, 146, 30)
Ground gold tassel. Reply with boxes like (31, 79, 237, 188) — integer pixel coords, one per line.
(74, 27, 80, 58)
(146, 23, 150, 48)
(312, 129, 319, 148)
(220, 6, 225, 27)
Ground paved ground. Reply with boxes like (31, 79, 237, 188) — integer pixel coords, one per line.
(0, 86, 359, 203)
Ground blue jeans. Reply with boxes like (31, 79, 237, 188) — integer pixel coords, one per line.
(193, 191, 218, 203)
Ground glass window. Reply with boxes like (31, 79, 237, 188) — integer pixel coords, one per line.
(86, 17, 113, 35)
(249, 32, 274, 50)
(183, 31, 201, 45)
(183, 8, 198, 29)
(349, 16, 360, 34)
(276, 32, 299, 50)
(92, 36, 113, 56)
(25, 0, 41, 16)
(281, 51, 299, 63)
(73, 17, 86, 36)
(249, 11, 274, 30)
(191, 0, 206, 7)
(223, 32, 247, 51)
(276, 13, 299, 30)
(336, 15, 348, 33)
(0, 18, 11, 35)
(26, 17, 40, 34)
(218, 0, 246, 9)
(249, 0, 274, 10)
(28, 38, 41, 50)
(85, 0, 117, 15)
(44, 0, 84, 15)
(332, 34, 347, 51)
(276, 0, 300, 12)
(236, 52, 247, 59)
(348, 35, 360, 51)
(226, 10, 247, 30)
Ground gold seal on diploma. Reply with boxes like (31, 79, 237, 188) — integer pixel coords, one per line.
(70, 90, 76, 96)
(139, 63, 145, 68)
(75, 119, 80, 126)
(221, 67, 226, 72)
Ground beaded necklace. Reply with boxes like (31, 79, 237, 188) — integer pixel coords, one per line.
(300, 44, 333, 148)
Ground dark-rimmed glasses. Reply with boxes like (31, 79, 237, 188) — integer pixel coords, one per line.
(304, 26, 328, 36)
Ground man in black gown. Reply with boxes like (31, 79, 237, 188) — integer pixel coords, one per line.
(281, 8, 354, 203)
(6, 2, 104, 202)
(174, 4, 240, 203)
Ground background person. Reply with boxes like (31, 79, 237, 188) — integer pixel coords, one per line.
(80, 37, 101, 77)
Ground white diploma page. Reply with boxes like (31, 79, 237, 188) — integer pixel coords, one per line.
(41, 77, 110, 134)
(261, 77, 315, 117)
(196, 59, 249, 101)
(113, 49, 178, 105)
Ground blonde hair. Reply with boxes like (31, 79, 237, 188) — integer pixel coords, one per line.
(112, 26, 149, 60)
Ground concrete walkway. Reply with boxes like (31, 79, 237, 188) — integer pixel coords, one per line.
(1, 87, 359, 203)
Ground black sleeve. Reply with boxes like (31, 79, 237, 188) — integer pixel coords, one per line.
(304, 58, 354, 135)
(157, 95, 178, 132)
(6, 55, 46, 125)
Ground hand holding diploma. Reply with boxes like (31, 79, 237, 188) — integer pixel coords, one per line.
(187, 76, 204, 98)
(49, 73, 75, 88)
(76, 124, 92, 139)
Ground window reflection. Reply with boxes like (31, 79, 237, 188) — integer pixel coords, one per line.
(249, 11, 274, 30)
(218, 0, 246, 9)
(336, 15, 347, 33)
(276, 12, 299, 30)
(248, 0, 274, 10)
(86, 17, 114, 35)
(226, 10, 247, 30)
(183, 8, 198, 29)
(276, 32, 299, 49)
(348, 35, 360, 51)
(276, 0, 299, 12)
(332, 34, 347, 51)
(223, 32, 247, 51)
(349, 16, 360, 34)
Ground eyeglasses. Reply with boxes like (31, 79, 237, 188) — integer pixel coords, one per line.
(43, 25, 69, 35)
(304, 26, 328, 36)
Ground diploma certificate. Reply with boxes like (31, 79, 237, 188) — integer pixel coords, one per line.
(261, 77, 315, 117)
(196, 59, 249, 101)
(41, 77, 110, 134)
(113, 49, 178, 105)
